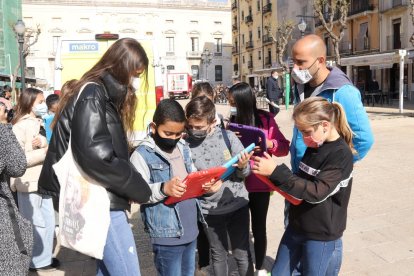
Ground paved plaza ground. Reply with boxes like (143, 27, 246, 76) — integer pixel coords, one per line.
(30, 100, 414, 276)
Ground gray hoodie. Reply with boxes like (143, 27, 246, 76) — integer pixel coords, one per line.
(187, 127, 250, 215)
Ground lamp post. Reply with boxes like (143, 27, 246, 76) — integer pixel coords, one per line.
(201, 49, 212, 80)
(14, 20, 26, 92)
(298, 17, 307, 38)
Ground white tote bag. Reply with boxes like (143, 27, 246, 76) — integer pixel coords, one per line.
(53, 82, 110, 259)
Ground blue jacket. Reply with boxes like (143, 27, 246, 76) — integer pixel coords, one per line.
(291, 67, 374, 173)
(130, 137, 206, 238)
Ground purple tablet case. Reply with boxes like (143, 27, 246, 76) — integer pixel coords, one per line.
(228, 123, 267, 153)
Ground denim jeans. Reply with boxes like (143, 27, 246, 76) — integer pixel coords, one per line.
(17, 192, 55, 268)
(204, 205, 254, 276)
(97, 211, 141, 276)
(152, 239, 196, 276)
(272, 227, 343, 276)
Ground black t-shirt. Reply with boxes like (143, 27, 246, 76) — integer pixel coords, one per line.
(269, 138, 353, 241)
(304, 80, 325, 99)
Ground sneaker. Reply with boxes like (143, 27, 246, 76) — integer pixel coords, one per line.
(29, 258, 60, 272)
(195, 266, 211, 276)
(255, 269, 268, 276)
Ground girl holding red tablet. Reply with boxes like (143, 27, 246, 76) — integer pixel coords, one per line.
(228, 82, 290, 275)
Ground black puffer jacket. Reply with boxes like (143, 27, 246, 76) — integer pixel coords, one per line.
(38, 73, 151, 210)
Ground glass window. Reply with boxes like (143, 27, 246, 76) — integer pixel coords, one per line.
(52, 36, 60, 53)
(167, 37, 174, 52)
(215, 38, 222, 53)
(215, 65, 223, 81)
(191, 65, 199, 79)
(191, 37, 199, 52)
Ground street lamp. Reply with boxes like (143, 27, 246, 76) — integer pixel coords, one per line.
(14, 19, 26, 92)
(298, 17, 307, 38)
(201, 49, 212, 80)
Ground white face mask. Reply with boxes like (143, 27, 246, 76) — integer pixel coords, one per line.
(230, 106, 237, 116)
(32, 102, 48, 117)
(291, 59, 318, 84)
(131, 77, 141, 90)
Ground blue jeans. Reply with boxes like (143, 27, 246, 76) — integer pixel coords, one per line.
(17, 192, 55, 268)
(153, 239, 196, 276)
(97, 211, 141, 276)
(272, 227, 343, 276)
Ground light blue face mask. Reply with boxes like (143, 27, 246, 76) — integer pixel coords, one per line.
(230, 106, 237, 116)
(32, 102, 48, 117)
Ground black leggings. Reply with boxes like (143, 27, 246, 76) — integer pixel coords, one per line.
(197, 221, 210, 268)
(249, 192, 270, 270)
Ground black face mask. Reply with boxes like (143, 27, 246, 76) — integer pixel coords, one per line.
(188, 128, 209, 140)
(153, 131, 180, 152)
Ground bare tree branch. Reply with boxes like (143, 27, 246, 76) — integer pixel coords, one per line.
(314, 0, 349, 65)
(265, 20, 294, 72)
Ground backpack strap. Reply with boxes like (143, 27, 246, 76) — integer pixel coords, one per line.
(221, 128, 232, 154)
(217, 113, 226, 129)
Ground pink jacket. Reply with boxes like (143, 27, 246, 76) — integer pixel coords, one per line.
(246, 112, 290, 192)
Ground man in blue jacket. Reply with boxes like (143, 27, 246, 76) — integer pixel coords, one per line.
(290, 34, 374, 172)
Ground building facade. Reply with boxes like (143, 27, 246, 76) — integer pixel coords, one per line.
(0, 0, 22, 85)
(232, 0, 313, 89)
(315, 0, 414, 103)
(379, 0, 413, 101)
(22, 0, 233, 90)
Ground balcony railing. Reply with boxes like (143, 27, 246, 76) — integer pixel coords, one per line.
(245, 15, 253, 24)
(315, 13, 338, 27)
(386, 33, 406, 50)
(354, 37, 370, 52)
(339, 40, 352, 54)
(247, 61, 253, 68)
(380, 0, 408, 11)
(232, 47, 238, 54)
(349, 2, 375, 16)
(262, 34, 273, 45)
(245, 41, 254, 49)
(186, 51, 202, 58)
(231, 1, 237, 10)
(234, 63, 239, 71)
(232, 24, 238, 31)
(393, 0, 407, 7)
(262, 3, 272, 14)
(264, 56, 271, 66)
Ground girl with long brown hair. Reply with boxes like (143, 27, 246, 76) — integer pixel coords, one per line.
(38, 38, 152, 275)
(11, 88, 58, 271)
(253, 97, 355, 276)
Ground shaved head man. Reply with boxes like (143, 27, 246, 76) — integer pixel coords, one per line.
(271, 34, 374, 276)
(291, 34, 330, 88)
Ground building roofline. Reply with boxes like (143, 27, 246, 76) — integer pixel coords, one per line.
(22, 0, 231, 11)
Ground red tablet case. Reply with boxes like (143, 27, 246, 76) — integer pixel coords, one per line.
(164, 167, 226, 205)
(254, 174, 303, 205)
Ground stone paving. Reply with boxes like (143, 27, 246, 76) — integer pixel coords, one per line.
(30, 100, 414, 276)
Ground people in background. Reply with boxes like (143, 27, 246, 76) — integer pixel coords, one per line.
(11, 88, 58, 272)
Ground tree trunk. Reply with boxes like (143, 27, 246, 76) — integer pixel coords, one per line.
(334, 41, 341, 66)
